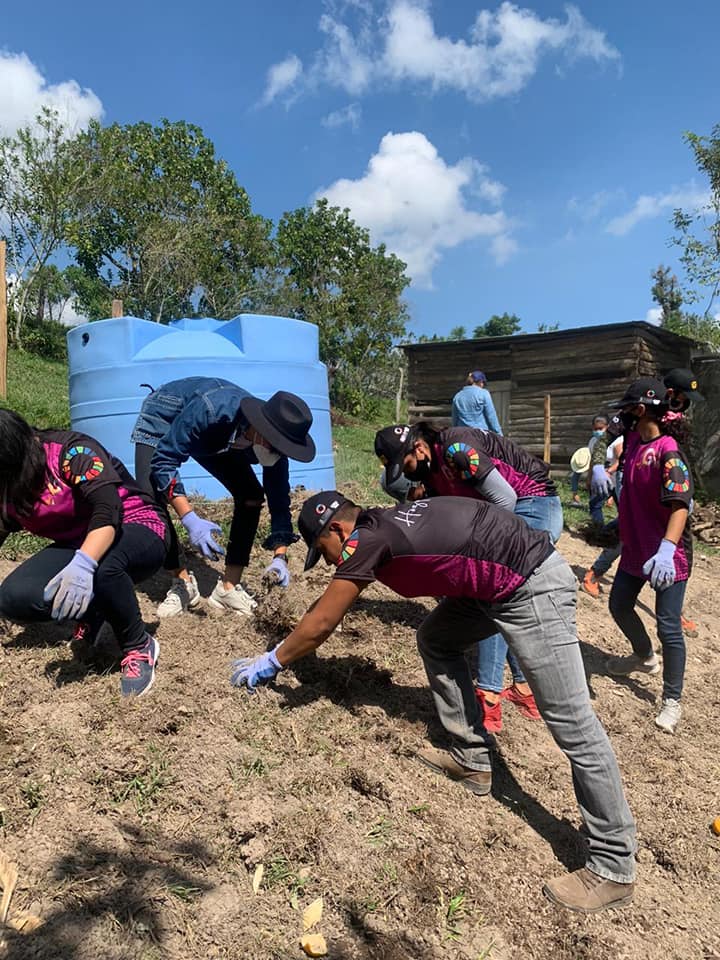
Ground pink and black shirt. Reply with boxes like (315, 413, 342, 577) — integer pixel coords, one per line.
(4, 431, 168, 547)
(427, 428, 556, 500)
(331, 497, 553, 602)
(619, 431, 693, 582)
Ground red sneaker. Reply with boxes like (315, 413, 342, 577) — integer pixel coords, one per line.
(476, 689, 503, 733)
(502, 685, 542, 721)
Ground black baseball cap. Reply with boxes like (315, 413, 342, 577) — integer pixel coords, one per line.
(664, 368, 702, 400)
(298, 491, 350, 571)
(374, 425, 412, 484)
(609, 377, 668, 409)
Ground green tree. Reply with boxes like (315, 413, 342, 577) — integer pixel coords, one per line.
(0, 108, 86, 345)
(275, 198, 410, 412)
(651, 265, 684, 327)
(67, 119, 273, 322)
(448, 325, 467, 340)
(669, 125, 720, 347)
(473, 313, 522, 338)
(537, 321, 560, 333)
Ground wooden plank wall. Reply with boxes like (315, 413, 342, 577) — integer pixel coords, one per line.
(405, 327, 696, 473)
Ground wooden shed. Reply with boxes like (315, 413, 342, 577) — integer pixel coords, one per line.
(402, 321, 703, 472)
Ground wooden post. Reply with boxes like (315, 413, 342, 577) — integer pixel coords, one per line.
(543, 393, 551, 464)
(0, 240, 7, 401)
(395, 364, 404, 422)
(111, 299, 123, 318)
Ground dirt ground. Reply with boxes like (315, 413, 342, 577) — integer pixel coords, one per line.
(1, 512, 720, 960)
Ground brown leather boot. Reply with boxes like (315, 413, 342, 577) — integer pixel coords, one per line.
(543, 867, 634, 913)
(416, 747, 491, 796)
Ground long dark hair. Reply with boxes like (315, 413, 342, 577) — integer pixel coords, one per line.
(0, 410, 47, 519)
(408, 420, 445, 449)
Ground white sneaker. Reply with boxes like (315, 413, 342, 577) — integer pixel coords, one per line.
(607, 652, 660, 676)
(157, 573, 201, 619)
(208, 580, 257, 616)
(655, 698, 681, 734)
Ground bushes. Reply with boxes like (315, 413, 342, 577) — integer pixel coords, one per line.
(21, 322, 68, 361)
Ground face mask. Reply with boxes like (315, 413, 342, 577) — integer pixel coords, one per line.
(253, 444, 281, 468)
(592, 429, 605, 437)
(406, 458, 431, 483)
(620, 410, 639, 431)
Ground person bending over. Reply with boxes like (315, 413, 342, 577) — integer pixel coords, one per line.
(132, 378, 315, 618)
(230, 491, 637, 915)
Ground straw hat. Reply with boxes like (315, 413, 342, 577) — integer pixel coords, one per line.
(570, 446, 591, 473)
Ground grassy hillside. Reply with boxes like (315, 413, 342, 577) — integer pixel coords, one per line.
(4, 349, 70, 428)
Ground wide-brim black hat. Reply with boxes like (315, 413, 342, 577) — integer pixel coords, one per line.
(240, 391, 316, 463)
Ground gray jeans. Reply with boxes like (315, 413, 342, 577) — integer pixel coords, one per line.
(416, 552, 636, 883)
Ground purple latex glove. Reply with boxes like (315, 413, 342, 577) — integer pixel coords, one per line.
(642, 539, 677, 590)
(264, 555, 290, 588)
(181, 510, 225, 559)
(230, 647, 283, 692)
(590, 464, 614, 499)
(43, 549, 98, 621)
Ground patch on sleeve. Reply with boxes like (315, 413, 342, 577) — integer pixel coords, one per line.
(445, 441, 480, 479)
(663, 455, 690, 494)
(337, 529, 360, 566)
(62, 445, 105, 484)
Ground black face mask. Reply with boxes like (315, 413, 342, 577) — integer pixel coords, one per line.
(406, 458, 431, 483)
(620, 409, 639, 431)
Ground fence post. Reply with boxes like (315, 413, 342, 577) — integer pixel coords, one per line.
(0, 240, 6, 400)
(111, 299, 123, 318)
(543, 393, 551, 464)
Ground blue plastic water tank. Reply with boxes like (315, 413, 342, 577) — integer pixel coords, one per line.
(67, 315, 335, 499)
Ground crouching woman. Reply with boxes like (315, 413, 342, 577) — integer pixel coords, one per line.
(0, 410, 169, 697)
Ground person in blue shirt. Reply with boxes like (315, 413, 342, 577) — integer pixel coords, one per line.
(132, 378, 315, 618)
(451, 371, 503, 434)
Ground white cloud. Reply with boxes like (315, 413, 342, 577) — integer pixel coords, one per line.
(315, 130, 516, 286)
(606, 184, 710, 236)
(321, 103, 362, 129)
(0, 51, 102, 136)
(260, 1, 620, 106)
(567, 188, 623, 222)
(260, 54, 303, 105)
(645, 306, 663, 326)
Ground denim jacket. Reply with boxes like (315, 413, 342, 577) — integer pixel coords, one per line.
(451, 385, 503, 434)
(131, 377, 295, 549)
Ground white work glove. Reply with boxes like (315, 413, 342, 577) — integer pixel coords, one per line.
(642, 539, 677, 591)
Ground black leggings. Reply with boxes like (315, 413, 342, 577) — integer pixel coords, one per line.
(0, 525, 166, 653)
(134, 443, 264, 568)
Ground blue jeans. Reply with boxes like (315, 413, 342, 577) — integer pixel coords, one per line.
(589, 492, 606, 525)
(609, 569, 687, 700)
(418, 553, 636, 883)
(476, 495, 563, 692)
(570, 471, 580, 494)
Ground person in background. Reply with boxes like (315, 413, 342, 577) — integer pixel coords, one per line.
(132, 378, 315, 618)
(451, 371, 503, 434)
(587, 415, 611, 524)
(569, 446, 591, 507)
(375, 421, 562, 733)
(0, 409, 169, 697)
(605, 379, 694, 734)
(583, 372, 700, 637)
(230, 491, 637, 914)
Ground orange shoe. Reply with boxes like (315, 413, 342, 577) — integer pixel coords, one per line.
(681, 615, 698, 637)
(502, 685, 542, 721)
(581, 569, 601, 599)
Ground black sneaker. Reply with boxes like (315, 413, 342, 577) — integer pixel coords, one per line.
(120, 635, 160, 697)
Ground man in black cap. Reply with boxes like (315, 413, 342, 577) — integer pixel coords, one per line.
(230, 490, 637, 914)
(132, 377, 315, 617)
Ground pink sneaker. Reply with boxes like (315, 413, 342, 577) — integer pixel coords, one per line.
(502, 685, 541, 721)
(475, 689, 503, 733)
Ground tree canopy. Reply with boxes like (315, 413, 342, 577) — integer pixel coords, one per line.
(473, 313, 522, 338)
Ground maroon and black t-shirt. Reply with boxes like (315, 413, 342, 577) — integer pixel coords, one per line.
(332, 497, 553, 602)
(427, 427, 556, 500)
(4, 431, 167, 547)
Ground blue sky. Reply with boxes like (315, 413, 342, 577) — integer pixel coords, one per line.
(2, 0, 719, 338)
